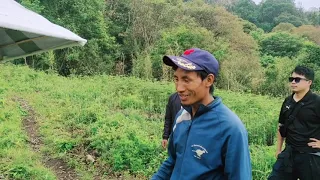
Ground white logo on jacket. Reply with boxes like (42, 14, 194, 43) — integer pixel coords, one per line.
(191, 144, 208, 159)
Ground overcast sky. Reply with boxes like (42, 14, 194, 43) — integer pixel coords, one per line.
(252, 0, 320, 10)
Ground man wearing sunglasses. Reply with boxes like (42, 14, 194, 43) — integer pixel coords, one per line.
(268, 66, 320, 180)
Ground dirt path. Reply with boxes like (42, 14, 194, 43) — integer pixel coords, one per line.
(14, 97, 78, 180)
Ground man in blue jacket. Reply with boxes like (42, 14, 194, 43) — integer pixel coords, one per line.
(152, 48, 252, 180)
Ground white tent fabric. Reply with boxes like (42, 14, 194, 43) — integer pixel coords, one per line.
(0, 0, 87, 61)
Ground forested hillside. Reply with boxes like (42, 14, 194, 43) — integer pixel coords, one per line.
(12, 0, 320, 96)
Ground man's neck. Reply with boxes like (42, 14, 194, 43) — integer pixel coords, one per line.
(293, 89, 309, 102)
(191, 105, 199, 117)
(191, 95, 214, 117)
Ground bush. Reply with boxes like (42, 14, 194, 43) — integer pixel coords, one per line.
(260, 57, 297, 96)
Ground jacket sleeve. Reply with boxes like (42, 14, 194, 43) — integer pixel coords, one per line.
(162, 95, 174, 139)
(278, 98, 288, 125)
(223, 127, 252, 180)
(152, 134, 176, 179)
(315, 94, 320, 118)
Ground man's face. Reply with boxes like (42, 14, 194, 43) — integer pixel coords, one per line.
(289, 72, 312, 93)
(173, 68, 209, 106)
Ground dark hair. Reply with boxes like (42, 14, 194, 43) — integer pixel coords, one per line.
(292, 65, 314, 81)
(172, 65, 214, 94)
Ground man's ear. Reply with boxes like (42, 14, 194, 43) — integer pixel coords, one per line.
(205, 74, 215, 87)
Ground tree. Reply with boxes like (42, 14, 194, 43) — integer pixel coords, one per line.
(184, 3, 264, 92)
(40, 0, 118, 75)
(293, 25, 320, 45)
(272, 23, 296, 32)
(296, 42, 320, 91)
(149, 25, 221, 80)
(204, 0, 239, 9)
(117, 0, 183, 74)
(186, 4, 259, 55)
(305, 8, 320, 26)
(274, 12, 303, 27)
(105, 0, 133, 74)
(19, 0, 44, 13)
(298, 42, 320, 67)
(232, 0, 259, 24)
(260, 32, 303, 58)
(257, 0, 302, 32)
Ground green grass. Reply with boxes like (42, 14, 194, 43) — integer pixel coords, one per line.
(0, 64, 282, 179)
(0, 89, 55, 179)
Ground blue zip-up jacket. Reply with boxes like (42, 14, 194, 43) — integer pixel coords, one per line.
(152, 97, 252, 180)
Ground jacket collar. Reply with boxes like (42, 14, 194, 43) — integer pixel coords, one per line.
(182, 96, 222, 118)
(291, 90, 313, 103)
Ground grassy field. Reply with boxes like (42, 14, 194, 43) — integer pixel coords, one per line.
(0, 64, 282, 179)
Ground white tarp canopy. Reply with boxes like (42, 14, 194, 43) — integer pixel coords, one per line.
(0, 0, 87, 61)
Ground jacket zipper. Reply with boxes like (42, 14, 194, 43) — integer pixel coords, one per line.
(178, 116, 194, 179)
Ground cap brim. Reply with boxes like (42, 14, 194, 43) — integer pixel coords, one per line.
(163, 55, 176, 67)
(163, 55, 202, 71)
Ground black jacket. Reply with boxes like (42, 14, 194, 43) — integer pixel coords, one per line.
(162, 92, 181, 139)
(279, 90, 320, 153)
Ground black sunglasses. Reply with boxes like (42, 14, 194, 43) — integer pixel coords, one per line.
(288, 77, 309, 83)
